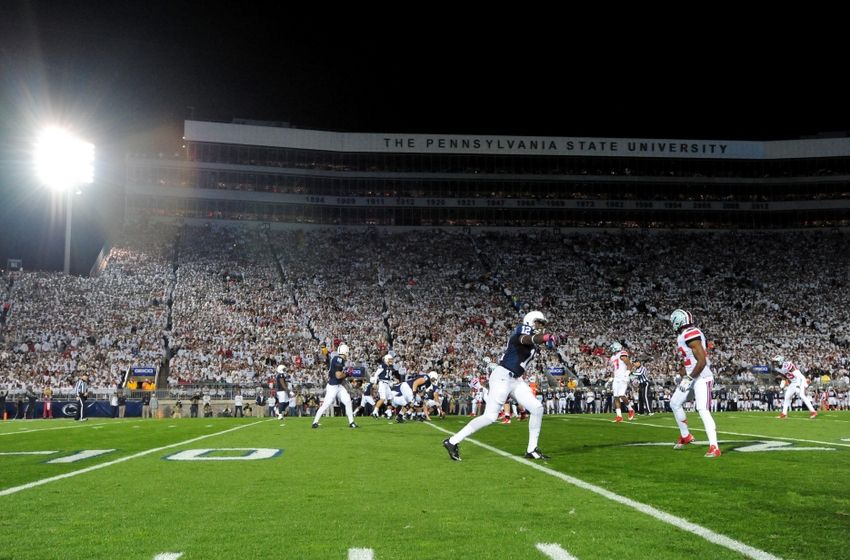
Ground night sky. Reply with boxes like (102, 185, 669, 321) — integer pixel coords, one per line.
(0, 2, 846, 271)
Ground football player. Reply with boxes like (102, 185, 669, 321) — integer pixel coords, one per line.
(423, 375, 445, 420)
(274, 364, 290, 420)
(773, 355, 817, 419)
(312, 344, 358, 429)
(443, 311, 559, 461)
(352, 380, 376, 417)
(370, 354, 398, 419)
(669, 309, 721, 458)
(608, 342, 636, 422)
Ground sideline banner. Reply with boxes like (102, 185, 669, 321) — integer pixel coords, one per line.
(2, 401, 143, 419)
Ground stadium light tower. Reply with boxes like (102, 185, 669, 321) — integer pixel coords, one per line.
(33, 127, 95, 274)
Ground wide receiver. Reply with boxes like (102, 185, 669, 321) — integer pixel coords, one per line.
(608, 342, 636, 422)
(442, 310, 559, 461)
(773, 355, 817, 419)
(669, 309, 721, 458)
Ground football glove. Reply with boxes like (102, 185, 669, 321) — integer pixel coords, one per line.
(543, 333, 560, 349)
(678, 376, 692, 392)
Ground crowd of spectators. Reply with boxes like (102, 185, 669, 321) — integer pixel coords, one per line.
(2, 225, 848, 410)
(0, 225, 174, 399)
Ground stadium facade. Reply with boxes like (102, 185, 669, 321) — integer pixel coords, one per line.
(125, 120, 850, 229)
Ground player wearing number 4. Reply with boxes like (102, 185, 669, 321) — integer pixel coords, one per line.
(443, 311, 559, 462)
(772, 355, 817, 419)
(669, 310, 721, 458)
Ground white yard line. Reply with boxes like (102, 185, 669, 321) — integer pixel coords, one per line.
(0, 451, 57, 456)
(564, 416, 850, 448)
(153, 553, 183, 560)
(536, 543, 579, 560)
(427, 423, 782, 560)
(348, 548, 374, 560)
(0, 421, 267, 497)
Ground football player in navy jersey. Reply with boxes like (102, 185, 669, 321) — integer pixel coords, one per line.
(443, 311, 559, 461)
(389, 371, 439, 422)
(423, 373, 445, 420)
(312, 344, 358, 429)
(370, 354, 398, 419)
(352, 380, 376, 417)
(274, 365, 290, 420)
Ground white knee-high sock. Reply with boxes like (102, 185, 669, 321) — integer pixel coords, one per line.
(527, 405, 543, 452)
(801, 394, 815, 412)
(698, 408, 718, 447)
(672, 403, 689, 437)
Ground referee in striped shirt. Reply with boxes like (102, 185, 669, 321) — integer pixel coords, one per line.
(632, 361, 652, 415)
(74, 373, 89, 421)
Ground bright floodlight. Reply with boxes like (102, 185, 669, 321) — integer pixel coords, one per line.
(33, 127, 94, 191)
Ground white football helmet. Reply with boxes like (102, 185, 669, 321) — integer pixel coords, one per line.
(276, 365, 286, 374)
(609, 342, 623, 354)
(772, 355, 785, 364)
(523, 311, 547, 333)
(337, 343, 350, 356)
(382, 354, 394, 365)
(428, 371, 439, 383)
(670, 309, 693, 331)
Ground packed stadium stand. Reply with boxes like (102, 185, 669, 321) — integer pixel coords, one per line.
(2, 120, 849, 415)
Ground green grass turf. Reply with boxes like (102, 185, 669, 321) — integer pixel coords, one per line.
(1, 411, 848, 559)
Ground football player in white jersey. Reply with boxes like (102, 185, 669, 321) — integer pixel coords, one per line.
(608, 342, 636, 422)
(772, 355, 817, 419)
(669, 309, 721, 458)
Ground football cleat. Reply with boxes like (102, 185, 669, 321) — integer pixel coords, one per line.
(704, 445, 721, 458)
(500, 416, 511, 425)
(673, 434, 694, 449)
(777, 413, 787, 419)
(628, 409, 636, 421)
(443, 439, 461, 461)
(613, 416, 623, 423)
(311, 422, 319, 429)
(809, 411, 818, 419)
(396, 414, 405, 424)
(349, 422, 359, 428)
(524, 447, 551, 460)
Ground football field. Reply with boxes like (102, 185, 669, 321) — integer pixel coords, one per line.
(1, 411, 848, 560)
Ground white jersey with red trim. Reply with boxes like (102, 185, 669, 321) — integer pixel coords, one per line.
(608, 350, 631, 381)
(676, 327, 713, 380)
(779, 361, 806, 385)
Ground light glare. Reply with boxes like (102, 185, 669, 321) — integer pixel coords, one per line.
(34, 127, 94, 191)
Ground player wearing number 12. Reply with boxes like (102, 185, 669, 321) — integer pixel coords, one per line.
(442, 311, 559, 461)
(669, 309, 721, 458)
